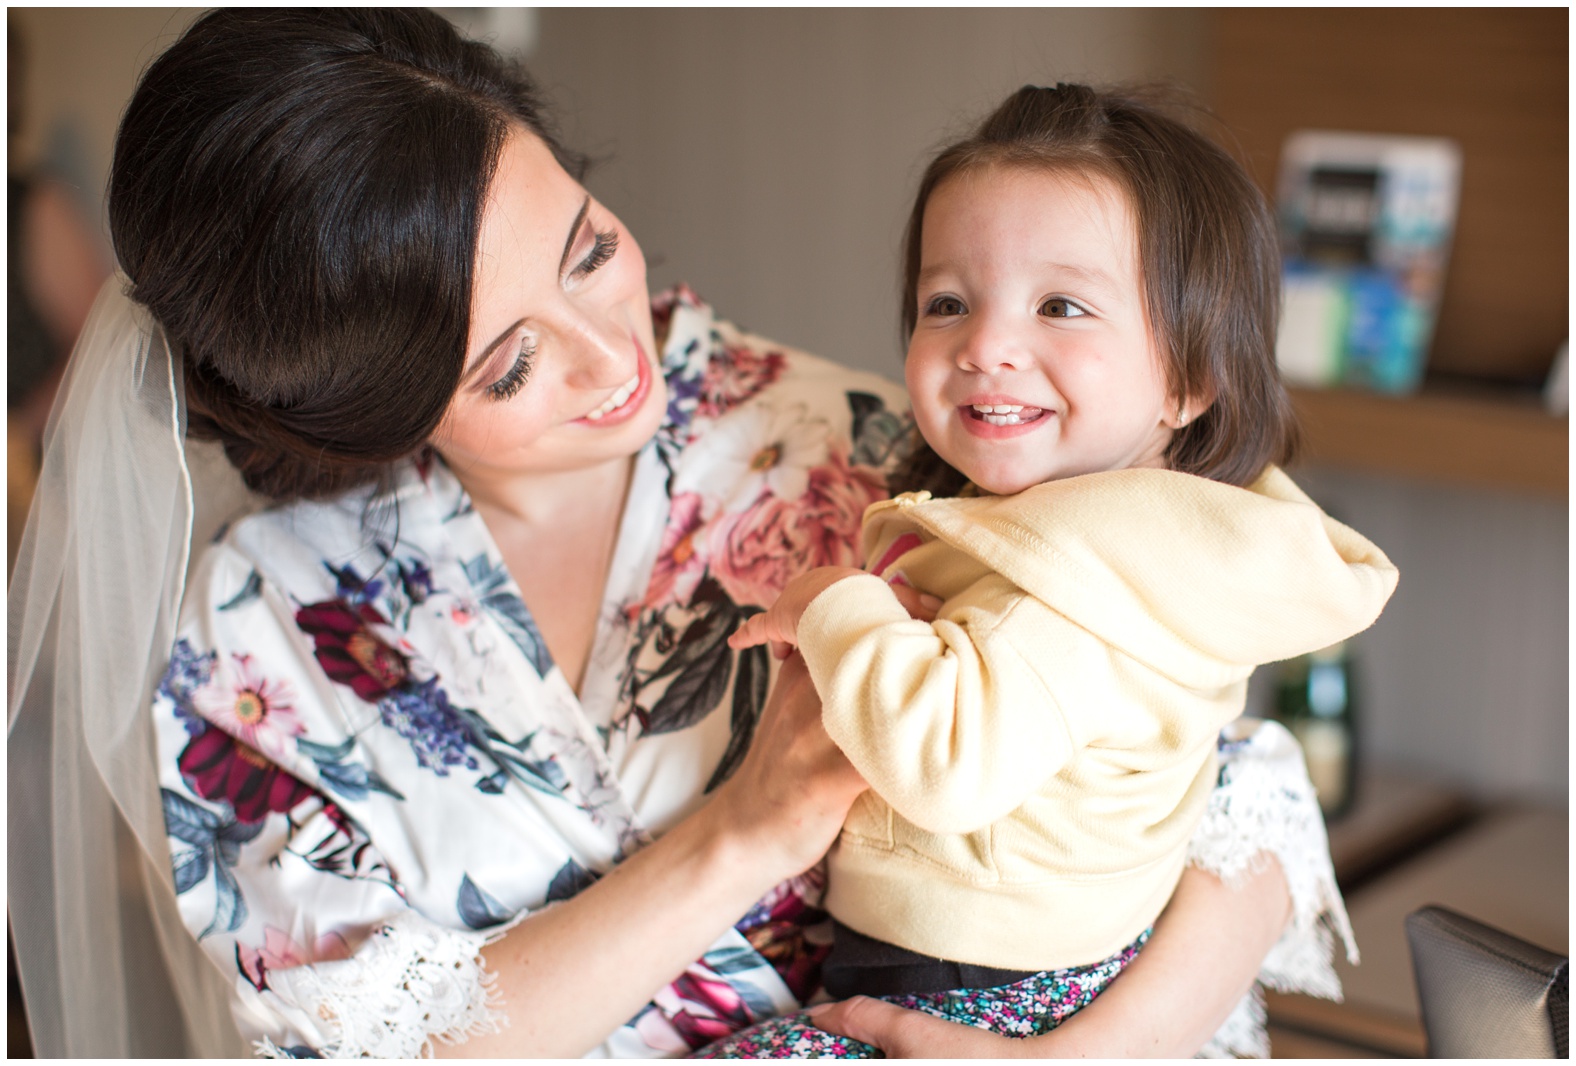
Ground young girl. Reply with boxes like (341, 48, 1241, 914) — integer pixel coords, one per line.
(705, 83, 1398, 1057)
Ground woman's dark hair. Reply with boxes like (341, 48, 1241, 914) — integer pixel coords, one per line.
(892, 83, 1298, 495)
(110, 8, 584, 501)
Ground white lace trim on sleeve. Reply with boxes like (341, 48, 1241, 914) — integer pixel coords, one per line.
(254, 910, 513, 1059)
(1187, 717, 1359, 1058)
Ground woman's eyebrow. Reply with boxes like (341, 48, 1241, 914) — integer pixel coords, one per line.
(559, 195, 591, 274)
(464, 318, 526, 386)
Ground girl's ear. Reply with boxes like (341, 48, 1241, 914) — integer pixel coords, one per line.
(1166, 382, 1218, 429)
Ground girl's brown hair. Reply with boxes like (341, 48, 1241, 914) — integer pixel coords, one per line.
(893, 83, 1298, 495)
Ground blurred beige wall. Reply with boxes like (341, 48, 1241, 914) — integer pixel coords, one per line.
(9, 8, 203, 241)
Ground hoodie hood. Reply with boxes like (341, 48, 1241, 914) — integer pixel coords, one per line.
(863, 466, 1398, 688)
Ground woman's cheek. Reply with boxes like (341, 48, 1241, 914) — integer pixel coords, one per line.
(439, 395, 539, 460)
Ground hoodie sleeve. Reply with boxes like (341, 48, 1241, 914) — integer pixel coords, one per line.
(798, 572, 1082, 835)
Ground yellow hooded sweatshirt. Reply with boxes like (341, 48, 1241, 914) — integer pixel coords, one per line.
(796, 466, 1398, 972)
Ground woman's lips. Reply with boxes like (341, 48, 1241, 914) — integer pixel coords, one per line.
(575, 342, 653, 427)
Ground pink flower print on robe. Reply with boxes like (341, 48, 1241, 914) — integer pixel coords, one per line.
(708, 451, 886, 610)
(640, 492, 709, 614)
(637, 964, 757, 1052)
(696, 345, 787, 421)
(193, 653, 304, 761)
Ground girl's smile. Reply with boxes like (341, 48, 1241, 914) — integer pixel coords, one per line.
(960, 394, 1052, 433)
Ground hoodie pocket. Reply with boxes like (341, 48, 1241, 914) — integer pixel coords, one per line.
(891, 813, 997, 882)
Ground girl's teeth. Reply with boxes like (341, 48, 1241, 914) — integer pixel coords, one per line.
(970, 403, 1043, 426)
(585, 372, 641, 421)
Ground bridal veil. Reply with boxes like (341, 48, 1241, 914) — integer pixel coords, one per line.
(8, 276, 253, 1056)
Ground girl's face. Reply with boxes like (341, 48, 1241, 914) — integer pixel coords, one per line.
(430, 127, 665, 481)
(905, 165, 1183, 496)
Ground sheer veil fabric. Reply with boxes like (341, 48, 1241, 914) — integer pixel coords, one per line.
(8, 276, 253, 1056)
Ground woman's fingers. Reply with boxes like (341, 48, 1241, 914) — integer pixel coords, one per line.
(806, 997, 1027, 1058)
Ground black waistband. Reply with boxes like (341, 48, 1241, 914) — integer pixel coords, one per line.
(821, 920, 1040, 998)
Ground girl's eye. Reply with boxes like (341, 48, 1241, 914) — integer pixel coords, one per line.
(924, 295, 967, 317)
(569, 228, 619, 281)
(1040, 297, 1087, 318)
(486, 339, 535, 401)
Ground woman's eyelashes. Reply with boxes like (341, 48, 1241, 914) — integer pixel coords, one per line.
(483, 226, 616, 403)
(486, 338, 535, 401)
(481, 225, 617, 403)
(569, 227, 619, 282)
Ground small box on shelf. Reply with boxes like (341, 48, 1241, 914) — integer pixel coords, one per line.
(1274, 131, 1462, 395)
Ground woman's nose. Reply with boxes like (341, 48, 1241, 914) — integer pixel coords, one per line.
(561, 314, 632, 389)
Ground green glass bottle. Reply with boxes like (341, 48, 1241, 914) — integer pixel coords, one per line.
(1275, 641, 1358, 819)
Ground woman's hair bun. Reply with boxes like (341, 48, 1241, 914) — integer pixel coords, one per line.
(183, 358, 375, 501)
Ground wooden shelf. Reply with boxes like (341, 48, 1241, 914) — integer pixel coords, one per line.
(1288, 385, 1568, 497)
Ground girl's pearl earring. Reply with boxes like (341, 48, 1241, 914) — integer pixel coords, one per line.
(1176, 405, 1189, 427)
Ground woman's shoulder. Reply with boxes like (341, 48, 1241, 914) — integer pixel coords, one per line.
(191, 455, 458, 608)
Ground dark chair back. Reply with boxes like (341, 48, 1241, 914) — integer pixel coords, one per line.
(1406, 904, 1568, 1058)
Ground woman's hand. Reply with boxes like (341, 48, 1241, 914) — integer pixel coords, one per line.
(808, 859, 1292, 1058)
(710, 649, 868, 875)
(807, 999, 1038, 1058)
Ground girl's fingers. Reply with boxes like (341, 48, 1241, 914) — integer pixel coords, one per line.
(730, 619, 795, 660)
(728, 616, 767, 649)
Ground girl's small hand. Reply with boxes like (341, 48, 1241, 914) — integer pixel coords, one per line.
(727, 566, 867, 652)
(728, 611, 782, 653)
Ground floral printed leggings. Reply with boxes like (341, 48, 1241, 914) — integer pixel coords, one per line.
(691, 932, 1147, 1059)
